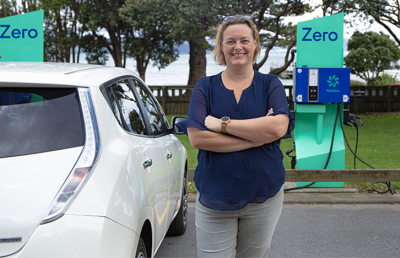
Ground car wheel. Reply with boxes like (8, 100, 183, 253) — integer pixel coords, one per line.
(136, 237, 147, 258)
(166, 170, 188, 236)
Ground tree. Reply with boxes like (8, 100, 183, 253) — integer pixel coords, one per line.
(170, 0, 313, 85)
(320, 0, 340, 17)
(168, 0, 221, 85)
(42, 0, 84, 63)
(354, 0, 400, 46)
(0, 0, 18, 17)
(78, 0, 129, 68)
(344, 31, 400, 85)
(231, 0, 313, 74)
(322, 0, 400, 46)
(1, 0, 92, 63)
(0, 0, 37, 17)
(120, 0, 182, 81)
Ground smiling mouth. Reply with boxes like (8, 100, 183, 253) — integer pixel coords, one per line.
(232, 53, 245, 57)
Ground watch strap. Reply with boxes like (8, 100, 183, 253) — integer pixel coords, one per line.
(221, 123, 227, 133)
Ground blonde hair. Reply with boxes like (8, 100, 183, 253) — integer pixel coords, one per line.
(212, 16, 261, 66)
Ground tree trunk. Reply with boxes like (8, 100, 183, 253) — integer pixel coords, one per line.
(187, 36, 207, 86)
(106, 26, 123, 67)
(136, 57, 145, 81)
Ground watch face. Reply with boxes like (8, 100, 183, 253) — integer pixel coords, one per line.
(221, 117, 230, 122)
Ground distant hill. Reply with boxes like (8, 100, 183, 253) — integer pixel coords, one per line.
(176, 41, 213, 54)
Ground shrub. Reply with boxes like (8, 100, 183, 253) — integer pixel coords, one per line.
(369, 73, 400, 86)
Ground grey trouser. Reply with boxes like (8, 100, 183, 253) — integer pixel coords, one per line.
(195, 187, 284, 258)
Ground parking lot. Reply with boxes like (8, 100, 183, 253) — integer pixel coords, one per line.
(156, 202, 400, 257)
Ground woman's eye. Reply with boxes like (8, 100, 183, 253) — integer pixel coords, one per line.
(242, 40, 249, 44)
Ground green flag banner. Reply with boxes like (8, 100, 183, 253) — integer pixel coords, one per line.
(0, 10, 44, 62)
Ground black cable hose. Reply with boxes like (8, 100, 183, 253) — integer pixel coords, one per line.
(354, 125, 358, 169)
(338, 112, 375, 169)
(285, 103, 341, 192)
(338, 110, 395, 194)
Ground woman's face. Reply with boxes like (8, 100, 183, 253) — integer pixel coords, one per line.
(221, 24, 256, 68)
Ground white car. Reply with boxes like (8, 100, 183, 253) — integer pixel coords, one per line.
(0, 63, 188, 258)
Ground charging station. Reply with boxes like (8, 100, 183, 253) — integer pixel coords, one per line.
(294, 13, 349, 188)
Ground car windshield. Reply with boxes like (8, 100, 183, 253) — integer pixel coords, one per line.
(0, 87, 84, 158)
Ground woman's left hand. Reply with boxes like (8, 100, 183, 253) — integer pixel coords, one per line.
(205, 115, 222, 132)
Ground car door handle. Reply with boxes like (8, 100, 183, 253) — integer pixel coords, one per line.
(166, 152, 172, 159)
(143, 159, 152, 168)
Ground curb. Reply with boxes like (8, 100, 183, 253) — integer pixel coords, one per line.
(187, 192, 400, 204)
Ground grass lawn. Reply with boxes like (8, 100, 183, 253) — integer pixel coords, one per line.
(168, 113, 400, 193)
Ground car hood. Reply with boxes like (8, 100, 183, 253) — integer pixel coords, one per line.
(0, 147, 83, 257)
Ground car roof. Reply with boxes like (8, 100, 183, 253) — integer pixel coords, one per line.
(0, 62, 140, 88)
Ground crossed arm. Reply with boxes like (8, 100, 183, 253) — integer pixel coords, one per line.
(187, 111, 289, 153)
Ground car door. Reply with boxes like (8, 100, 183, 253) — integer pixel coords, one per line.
(104, 79, 170, 248)
(130, 80, 183, 226)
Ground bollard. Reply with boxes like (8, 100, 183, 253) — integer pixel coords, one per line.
(353, 90, 364, 113)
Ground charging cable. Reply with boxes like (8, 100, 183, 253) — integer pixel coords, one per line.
(285, 103, 341, 192)
(339, 111, 395, 194)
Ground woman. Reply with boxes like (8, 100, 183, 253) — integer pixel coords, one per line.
(177, 15, 294, 257)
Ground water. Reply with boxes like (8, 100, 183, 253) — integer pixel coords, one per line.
(92, 53, 400, 86)
(102, 53, 294, 86)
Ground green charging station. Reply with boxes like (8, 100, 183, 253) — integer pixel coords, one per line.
(295, 13, 348, 188)
(0, 10, 44, 62)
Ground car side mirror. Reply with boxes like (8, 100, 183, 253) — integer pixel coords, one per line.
(170, 116, 186, 135)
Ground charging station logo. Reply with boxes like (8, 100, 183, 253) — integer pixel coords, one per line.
(327, 75, 339, 87)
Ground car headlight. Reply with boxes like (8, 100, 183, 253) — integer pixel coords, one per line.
(41, 88, 100, 224)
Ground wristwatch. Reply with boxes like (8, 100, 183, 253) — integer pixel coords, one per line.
(221, 116, 230, 133)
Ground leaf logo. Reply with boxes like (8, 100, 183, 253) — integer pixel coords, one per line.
(327, 75, 339, 87)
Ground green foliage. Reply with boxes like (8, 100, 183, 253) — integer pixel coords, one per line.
(369, 73, 400, 86)
(0, 0, 18, 17)
(167, 0, 219, 40)
(352, 0, 400, 46)
(323, 0, 400, 46)
(244, 0, 314, 72)
(78, 0, 130, 67)
(42, 0, 83, 62)
(344, 31, 400, 85)
(80, 34, 109, 65)
(120, 0, 181, 80)
(350, 80, 366, 86)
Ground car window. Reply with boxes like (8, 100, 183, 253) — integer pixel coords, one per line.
(0, 88, 84, 158)
(132, 80, 166, 136)
(105, 86, 124, 128)
(108, 80, 145, 135)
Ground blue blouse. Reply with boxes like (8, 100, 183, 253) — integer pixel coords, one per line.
(177, 70, 294, 211)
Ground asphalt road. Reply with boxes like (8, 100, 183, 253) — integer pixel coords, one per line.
(155, 203, 400, 258)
